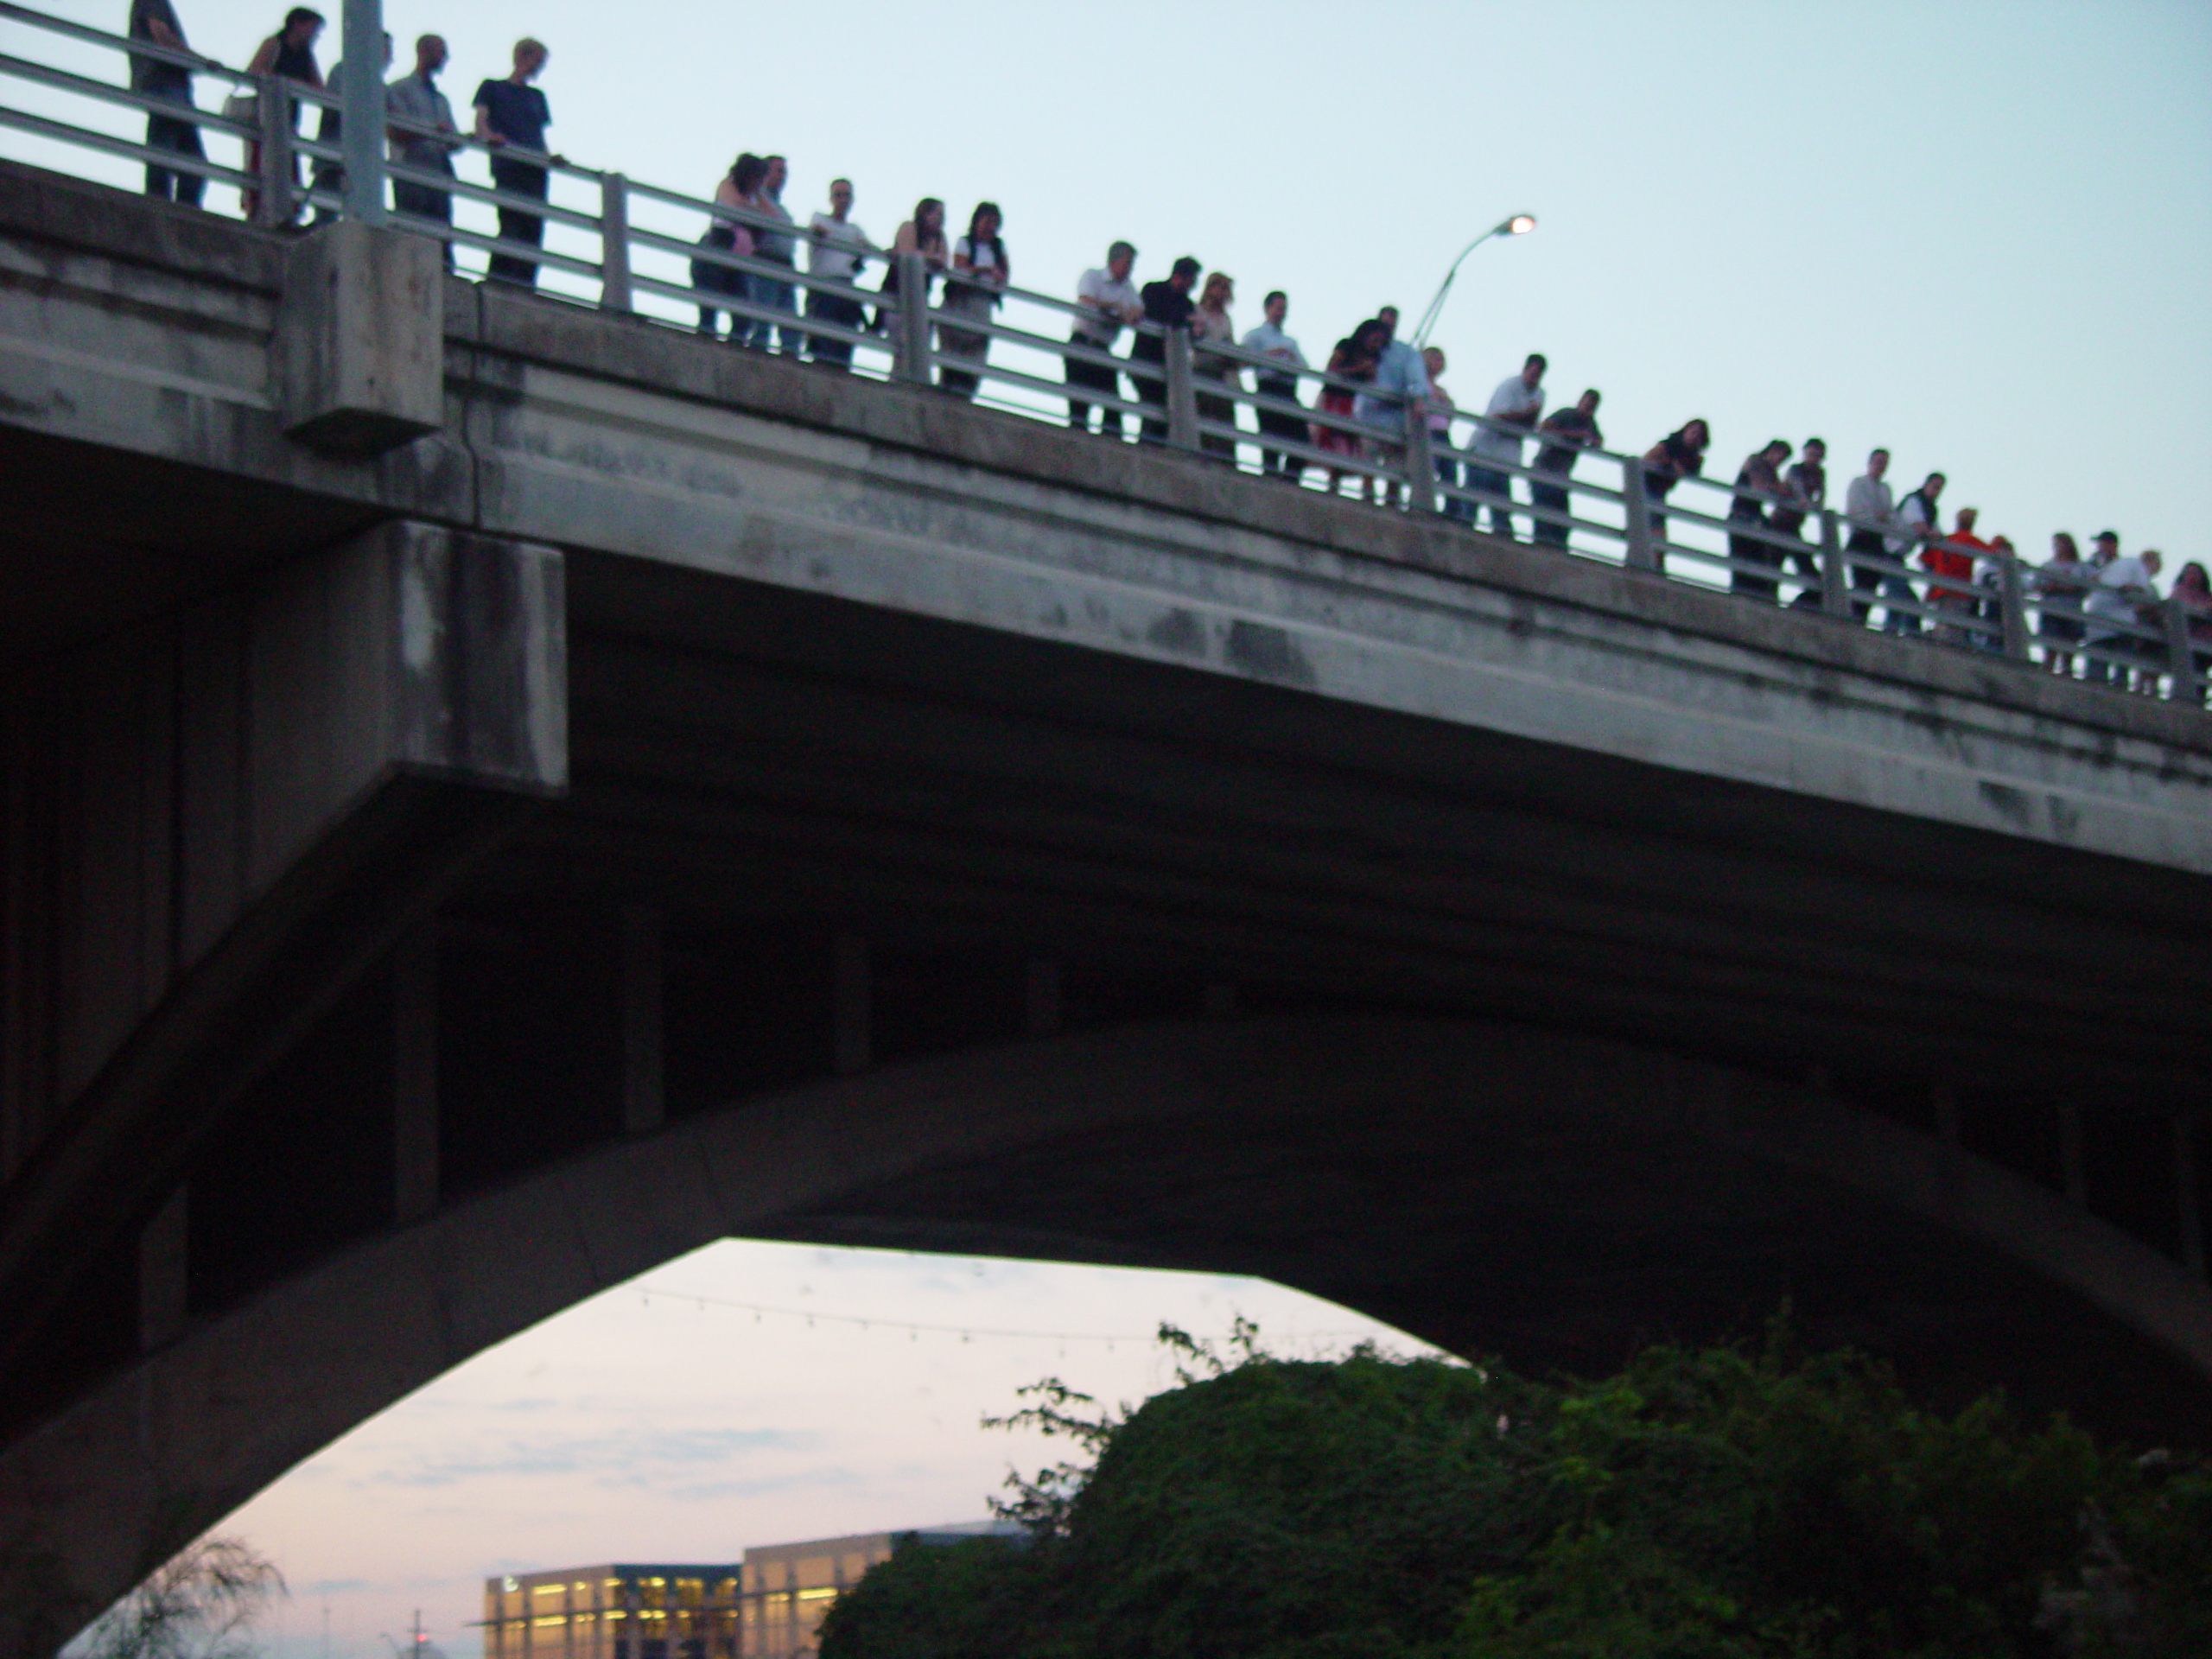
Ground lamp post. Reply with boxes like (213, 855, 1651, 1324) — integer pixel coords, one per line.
(1410, 213, 1535, 349)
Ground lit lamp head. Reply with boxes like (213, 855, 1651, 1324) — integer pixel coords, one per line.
(1502, 214, 1537, 236)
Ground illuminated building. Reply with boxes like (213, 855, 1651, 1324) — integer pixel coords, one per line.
(484, 1524, 1019, 1659)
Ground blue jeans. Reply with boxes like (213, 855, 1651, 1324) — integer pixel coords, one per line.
(143, 84, 206, 206)
(1465, 464, 1514, 538)
(747, 269, 801, 353)
(1880, 576, 1921, 635)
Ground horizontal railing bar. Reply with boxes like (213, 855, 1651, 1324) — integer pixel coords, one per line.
(0, 102, 254, 188)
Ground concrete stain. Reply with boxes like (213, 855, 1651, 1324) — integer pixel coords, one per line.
(1145, 608, 1207, 655)
(1976, 779, 2032, 828)
(1225, 619, 1317, 687)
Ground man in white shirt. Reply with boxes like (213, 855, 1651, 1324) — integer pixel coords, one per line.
(1466, 354, 1546, 540)
(2084, 539, 2163, 689)
(804, 177, 874, 370)
(1840, 448, 1894, 622)
(1068, 240, 1141, 436)
(1243, 289, 1307, 480)
(1353, 307, 1431, 508)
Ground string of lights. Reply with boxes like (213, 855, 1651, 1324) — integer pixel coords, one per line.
(630, 1284, 1395, 1349)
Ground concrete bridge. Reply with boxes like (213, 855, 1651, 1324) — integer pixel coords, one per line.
(3, 160, 2210, 1644)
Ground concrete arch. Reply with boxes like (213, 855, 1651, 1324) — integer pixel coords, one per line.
(10, 1014, 2210, 1637)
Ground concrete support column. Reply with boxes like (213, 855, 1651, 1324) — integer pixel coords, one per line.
(137, 1185, 188, 1351)
(393, 926, 438, 1224)
(622, 906, 665, 1135)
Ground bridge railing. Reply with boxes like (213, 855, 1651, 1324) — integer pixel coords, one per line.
(2, 0, 2203, 708)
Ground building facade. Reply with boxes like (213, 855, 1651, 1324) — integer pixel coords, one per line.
(484, 1525, 1019, 1659)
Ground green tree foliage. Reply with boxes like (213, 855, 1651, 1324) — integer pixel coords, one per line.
(817, 1325, 2210, 1659)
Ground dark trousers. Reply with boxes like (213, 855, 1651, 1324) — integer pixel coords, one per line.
(1844, 530, 1885, 621)
(1466, 464, 1514, 538)
(1254, 374, 1305, 480)
(1729, 523, 1782, 601)
(1529, 477, 1570, 545)
(488, 156, 547, 286)
(143, 87, 206, 206)
(1132, 350, 1167, 445)
(807, 290, 868, 366)
(393, 171, 456, 268)
(1067, 336, 1123, 435)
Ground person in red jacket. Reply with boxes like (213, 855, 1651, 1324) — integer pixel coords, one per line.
(1922, 506, 1989, 645)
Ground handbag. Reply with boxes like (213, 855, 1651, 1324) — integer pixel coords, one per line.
(221, 90, 258, 124)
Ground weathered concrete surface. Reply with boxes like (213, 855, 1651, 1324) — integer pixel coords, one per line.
(1, 160, 2206, 874)
(273, 220, 445, 454)
(3, 1016, 2205, 1641)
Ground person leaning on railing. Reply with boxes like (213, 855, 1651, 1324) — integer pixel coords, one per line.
(1191, 271, 1239, 460)
(1841, 448, 1895, 622)
(1422, 348, 1456, 504)
(1775, 438, 1827, 609)
(2084, 540, 2163, 692)
(385, 33, 462, 267)
(2031, 531, 2090, 676)
(748, 156, 799, 353)
(1640, 418, 1709, 569)
(938, 201, 1008, 400)
(1466, 354, 1545, 539)
(1726, 438, 1792, 602)
(804, 177, 875, 370)
(1529, 389, 1602, 548)
(1313, 321, 1382, 500)
(880, 197, 947, 371)
(691, 152, 764, 340)
(2175, 561, 2212, 700)
(128, 0, 222, 207)
(473, 36, 558, 288)
(1886, 472, 1945, 636)
(1919, 506, 1989, 645)
(1132, 255, 1200, 446)
(1354, 310, 1431, 512)
(241, 6, 322, 224)
(1067, 241, 1141, 436)
(1243, 289, 1307, 480)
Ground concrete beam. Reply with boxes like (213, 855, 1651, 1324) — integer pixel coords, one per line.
(273, 221, 443, 456)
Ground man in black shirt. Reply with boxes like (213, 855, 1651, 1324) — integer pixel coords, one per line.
(474, 37, 556, 286)
(1529, 389, 1601, 547)
(1130, 255, 1199, 446)
(129, 0, 213, 206)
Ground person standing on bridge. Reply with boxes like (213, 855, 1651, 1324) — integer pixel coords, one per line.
(1423, 347, 1457, 505)
(882, 197, 947, 373)
(939, 201, 1008, 399)
(2032, 531, 2089, 676)
(1885, 472, 1945, 635)
(1639, 418, 1708, 568)
(474, 37, 558, 287)
(386, 34, 462, 264)
(1841, 448, 1894, 622)
(1243, 289, 1307, 480)
(240, 7, 322, 225)
(691, 152, 765, 340)
(804, 178, 874, 369)
(1068, 242, 1141, 436)
(1776, 437, 1827, 607)
(128, 0, 220, 207)
(1353, 309, 1431, 510)
(1468, 354, 1547, 539)
(1727, 438, 1793, 602)
(1920, 505, 1989, 645)
(747, 156, 800, 353)
(1192, 270, 1239, 460)
(1530, 388, 1602, 546)
(1132, 255, 1201, 446)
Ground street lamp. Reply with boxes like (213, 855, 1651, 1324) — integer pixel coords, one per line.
(1410, 214, 1536, 349)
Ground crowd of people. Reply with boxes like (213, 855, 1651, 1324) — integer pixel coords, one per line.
(118, 3, 2206, 694)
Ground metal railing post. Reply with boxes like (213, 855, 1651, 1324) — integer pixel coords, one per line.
(2162, 595, 2199, 703)
(1997, 553, 2030, 660)
(894, 250, 931, 385)
(252, 73, 292, 227)
(338, 0, 385, 224)
(1403, 398, 1437, 515)
(598, 172, 632, 312)
(1818, 510, 1849, 618)
(1621, 454, 1658, 571)
(1165, 329, 1199, 451)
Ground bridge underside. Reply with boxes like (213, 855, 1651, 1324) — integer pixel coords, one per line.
(3, 165, 2211, 1647)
